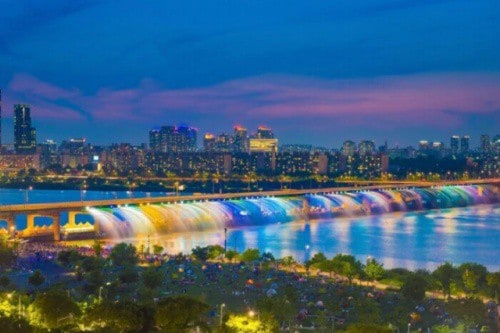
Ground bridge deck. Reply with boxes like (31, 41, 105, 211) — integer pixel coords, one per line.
(0, 179, 498, 214)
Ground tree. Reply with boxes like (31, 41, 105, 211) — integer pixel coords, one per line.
(462, 269, 479, 295)
(433, 262, 456, 298)
(0, 315, 32, 333)
(119, 265, 139, 284)
(346, 323, 392, 333)
(364, 258, 385, 284)
(191, 246, 210, 261)
(207, 245, 225, 259)
(318, 259, 337, 277)
(109, 243, 138, 266)
(241, 248, 260, 263)
(85, 301, 143, 331)
(225, 314, 276, 333)
(30, 290, 81, 329)
(486, 272, 500, 300)
(155, 296, 209, 331)
(57, 249, 83, 267)
(459, 263, 487, 293)
(225, 249, 239, 262)
(142, 266, 164, 290)
(256, 296, 295, 326)
(305, 252, 327, 270)
(401, 274, 427, 303)
(84, 269, 105, 292)
(28, 270, 45, 289)
(445, 298, 484, 329)
(280, 256, 296, 270)
(0, 243, 16, 268)
(331, 254, 363, 284)
(81, 256, 104, 272)
(92, 240, 103, 257)
(152, 244, 164, 255)
(0, 275, 10, 288)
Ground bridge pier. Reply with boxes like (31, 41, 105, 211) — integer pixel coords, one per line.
(26, 214, 40, 233)
(49, 214, 61, 242)
(0, 213, 16, 236)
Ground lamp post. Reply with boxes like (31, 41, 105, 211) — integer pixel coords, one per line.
(81, 182, 87, 203)
(219, 303, 226, 326)
(25, 186, 33, 204)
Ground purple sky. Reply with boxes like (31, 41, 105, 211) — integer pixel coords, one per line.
(0, 1, 499, 148)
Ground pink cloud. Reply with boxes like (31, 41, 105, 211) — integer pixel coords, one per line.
(5, 72, 500, 128)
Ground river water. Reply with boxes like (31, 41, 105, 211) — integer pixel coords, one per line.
(1, 188, 499, 270)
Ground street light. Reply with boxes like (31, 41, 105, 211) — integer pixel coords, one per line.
(25, 186, 33, 204)
(219, 303, 226, 326)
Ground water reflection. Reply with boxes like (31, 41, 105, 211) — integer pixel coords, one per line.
(100, 205, 499, 271)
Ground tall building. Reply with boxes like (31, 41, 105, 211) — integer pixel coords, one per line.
(149, 128, 162, 152)
(175, 124, 197, 152)
(358, 140, 375, 155)
(14, 104, 37, 154)
(255, 125, 274, 139)
(149, 125, 198, 152)
(203, 133, 216, 152)
(450, 135, 459, 155)
(418, 140, 430, 151)
(460, 135, 470, 154)
(233, 125, 249, 153)
(480, 134, 491, 154)
(342, 140, 356, 156)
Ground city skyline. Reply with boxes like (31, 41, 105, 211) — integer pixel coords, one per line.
(0, 1, 499, 146)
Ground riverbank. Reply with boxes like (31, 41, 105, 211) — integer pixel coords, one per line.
(0, 240, 498, 332)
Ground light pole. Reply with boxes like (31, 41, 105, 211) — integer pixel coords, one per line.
(25, 186, 33, 204)
(219, 303, 226, 326)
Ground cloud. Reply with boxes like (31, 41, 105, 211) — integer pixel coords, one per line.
(5, 72, 500, 132)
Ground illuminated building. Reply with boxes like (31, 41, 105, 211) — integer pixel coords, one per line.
(149, 128, 162, 152)
(233, 125, 249, 153)
(450, 135, 459, 155)
(460, 135, 470, 154)
(480, 134, 491, 154)
(249, 138, 278, 153)
(342, 140, 356, 156)
(150, 125, 198, 153)
(255, 125, 274, 139)
(203, 133, 216, 152)
(358, 140, 376, 155)
(14, 104, 37, 154)
(418, 140, 430, 151)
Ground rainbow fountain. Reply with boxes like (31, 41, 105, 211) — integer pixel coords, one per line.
(83, 185, 498, 240)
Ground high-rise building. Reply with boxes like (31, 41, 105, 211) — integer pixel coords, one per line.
(418, 140, 430, 151)
(480, 134, 491, 154)
(175, 124, 197, 152)
(255, 125, 274, 139)
(358, 140, 375, 155)
(460, 135, 470, 154)
(203, 133, 216, 152)
(14, 104, 37, 154)
(450, 135, 459, 155)
(149, 128, 162, 152)
(342, 140, 356, 156)
(233, 125, 249, 153)
(150, 125, 198, 152)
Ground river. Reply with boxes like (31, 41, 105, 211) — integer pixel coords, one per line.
(1, 187, 498, 270)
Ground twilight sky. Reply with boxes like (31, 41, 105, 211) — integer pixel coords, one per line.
(0, 0, 499, 148)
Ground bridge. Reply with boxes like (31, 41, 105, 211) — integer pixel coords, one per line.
(0, 178, 498, 241)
